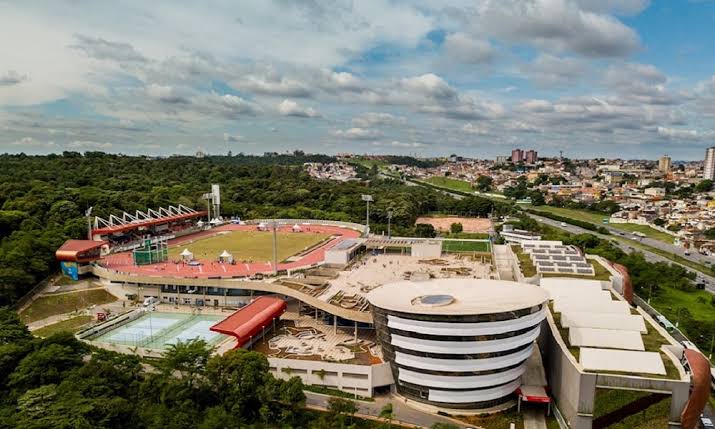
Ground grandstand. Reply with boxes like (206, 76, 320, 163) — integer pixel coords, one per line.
(91, 204, 207, 245)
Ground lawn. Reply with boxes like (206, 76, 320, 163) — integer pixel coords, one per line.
(169, 230, 330, 262)
(512, 245, 537, 277)
(442, 240, 491, 253)
(32, 315, 93, 337)
(425, 176, 474, 193)
(20, 289, 117, 323)
(648, 284, 715, 324)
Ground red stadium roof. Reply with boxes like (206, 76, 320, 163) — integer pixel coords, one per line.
(56, 239, 107, 262)
(210, 297, 287, 347)
(92, 211, 207, 235)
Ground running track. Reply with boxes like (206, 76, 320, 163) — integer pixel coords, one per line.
(100, 223, 361, 279)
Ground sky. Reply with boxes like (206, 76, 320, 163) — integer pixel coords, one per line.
(1, 0, 715, 160)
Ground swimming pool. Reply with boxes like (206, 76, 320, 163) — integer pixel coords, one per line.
(93, 312, 225, 350)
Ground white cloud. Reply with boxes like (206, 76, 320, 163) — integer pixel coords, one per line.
(333, 127, 384, 140)
(372, 140, 427, 148)
(470, 0, 641, 57)
(278, 99, 320, 117)
(351, 112, 406, 127)
(67, 140, 113, 149)
(0, 70, 28, 86)
(656, 126, 713, 140)
(461, 123, 489, 134)
(524, 54, 587, 86)
(444, 33, 494, 64)
(223, 133, 243, 142)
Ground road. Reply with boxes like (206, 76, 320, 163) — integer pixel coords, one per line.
(305, 392, 471, 428)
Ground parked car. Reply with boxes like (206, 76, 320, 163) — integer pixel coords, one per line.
(701, 415, 714, 429)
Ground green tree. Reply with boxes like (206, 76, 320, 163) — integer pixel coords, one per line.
(327, 397, 358, 429)
(160, 339, 211, 388)
(379, 402, 394, 428)
(475, 176, 493, 192)
(695, 179, 713, 193)
(450, 222, 463, 234)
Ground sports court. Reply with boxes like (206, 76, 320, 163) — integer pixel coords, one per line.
(415, 216, 492, 233)
(94, 312, 225, 350)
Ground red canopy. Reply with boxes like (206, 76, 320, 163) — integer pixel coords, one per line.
(56, 240, 107, 262)
(210, 297, 287, 347)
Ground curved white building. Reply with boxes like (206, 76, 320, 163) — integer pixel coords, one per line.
(367, 279, 548, 410)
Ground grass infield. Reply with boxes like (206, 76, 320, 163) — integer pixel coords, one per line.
(169, 230, 330, 262)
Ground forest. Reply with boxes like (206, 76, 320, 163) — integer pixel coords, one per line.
(0, 308, 446, 429)
(0, 152, 510, 305)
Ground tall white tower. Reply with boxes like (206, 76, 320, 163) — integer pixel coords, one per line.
(704, 147, 715, 180)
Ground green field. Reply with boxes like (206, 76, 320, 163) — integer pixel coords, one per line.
(526, 205, 675, 244)
(169, 230, 330, 262)
(649, 283, 715, 324)
(442, 240, 491, 253)
(20, 289, 117, 323)
(425, 176, 474, 193)
(33, 315, 93, 337)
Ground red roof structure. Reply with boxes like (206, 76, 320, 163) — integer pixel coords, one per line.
(92, 211, 207, 236)
(56, 240, 107, 262)
(210, 297, 287, 348)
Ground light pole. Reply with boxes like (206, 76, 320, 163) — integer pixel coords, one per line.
(387, 209, 393, 239)
(675, 307, 686, 328)
(361, 194, 373, 233)
(647, 283, 654, 304)
(272, 220, 278, 275)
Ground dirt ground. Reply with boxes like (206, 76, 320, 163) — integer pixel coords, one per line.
(415, 216, 492, 233)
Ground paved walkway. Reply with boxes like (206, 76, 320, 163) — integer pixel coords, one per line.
(524, 409, 547, 429)
(305, 392, 476, 428)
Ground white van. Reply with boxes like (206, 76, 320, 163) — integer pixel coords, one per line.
(143, 297, 159, 307)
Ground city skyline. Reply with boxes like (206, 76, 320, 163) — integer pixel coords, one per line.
(1, 1, 715, 159)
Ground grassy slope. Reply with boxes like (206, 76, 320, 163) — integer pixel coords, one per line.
(20, 289, 117, 323)
(32, 315, 93, 337)
(169, 231, 329, 262)
(425, 176, 474, 193)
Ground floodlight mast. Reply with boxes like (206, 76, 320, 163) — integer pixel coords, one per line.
(272, 221, 278, 275)
(361, 194, 373, 233)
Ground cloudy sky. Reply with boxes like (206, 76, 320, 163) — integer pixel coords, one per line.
(1, 0, 715, 159)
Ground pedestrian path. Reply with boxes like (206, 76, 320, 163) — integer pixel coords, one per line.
(524, 409, 547, 429)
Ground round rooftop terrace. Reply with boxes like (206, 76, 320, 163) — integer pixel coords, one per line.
(367, 278, 549, 315)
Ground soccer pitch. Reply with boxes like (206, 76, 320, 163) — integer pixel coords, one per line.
(169, 230, 330, 262)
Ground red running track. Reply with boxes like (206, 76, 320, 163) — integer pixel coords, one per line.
(99, 223, 361, 279)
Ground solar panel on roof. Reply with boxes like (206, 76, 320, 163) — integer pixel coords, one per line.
(578, 269, 594, 274)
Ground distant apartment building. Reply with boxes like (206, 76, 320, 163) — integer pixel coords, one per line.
(704, 147, 715, 180)
(658, 155, 671, 173)
(511, 149, 524, 163)
(525, 150, 538, 164)
(495, 155, 509, 165)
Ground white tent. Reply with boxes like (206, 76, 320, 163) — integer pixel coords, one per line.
(257, 222, 268, 231)
(219, 250, 233, 263)
(292, 223, 302, 232)
(209, 218, 221, 225)
(197, 220, 205, 227)
(180, 248, 193, 261)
